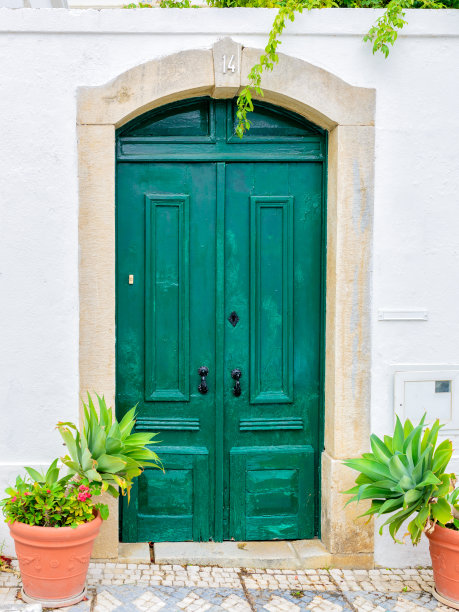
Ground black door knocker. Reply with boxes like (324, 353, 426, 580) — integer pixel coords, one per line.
(231, 368, 242, 397)
(198, 366, 209, 394)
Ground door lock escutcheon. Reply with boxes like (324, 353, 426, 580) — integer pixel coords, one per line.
(228, 311, 239, 327)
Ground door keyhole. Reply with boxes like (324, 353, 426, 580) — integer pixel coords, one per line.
(228, 311, 239, 327)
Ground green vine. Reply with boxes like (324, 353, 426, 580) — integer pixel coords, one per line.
(124, 0, 455, 136)
(364, 0, 444, 58)
(235, 0, 336, 138)
(363, 0, 410, 57)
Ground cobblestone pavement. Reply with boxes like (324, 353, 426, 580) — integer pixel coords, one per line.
(0, 563, 452, 612)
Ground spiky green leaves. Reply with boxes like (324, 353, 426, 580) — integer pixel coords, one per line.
(57, 393, 163, 499)
(342, 415, 456, 545)
(24, 459, 62, 488)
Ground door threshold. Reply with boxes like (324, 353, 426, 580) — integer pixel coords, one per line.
(115, 540, 373, 569)
(101, 541, 373, 569)
(153, 539, 330, 569)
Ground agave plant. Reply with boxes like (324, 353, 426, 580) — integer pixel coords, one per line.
(343, 415, 458, 544)
(57, 393, 162, 498)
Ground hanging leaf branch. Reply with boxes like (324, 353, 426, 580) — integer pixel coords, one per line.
(364, 0, 444, 58)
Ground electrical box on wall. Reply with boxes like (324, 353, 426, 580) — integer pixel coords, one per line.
(394, 369, 459, 432)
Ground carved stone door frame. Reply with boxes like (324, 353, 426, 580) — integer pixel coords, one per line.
(78, 37, 375, 564)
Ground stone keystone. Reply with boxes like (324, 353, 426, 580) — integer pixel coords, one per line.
(212, 37, 242, 99)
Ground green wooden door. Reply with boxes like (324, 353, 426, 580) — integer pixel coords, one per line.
(117, 98, 325, 543)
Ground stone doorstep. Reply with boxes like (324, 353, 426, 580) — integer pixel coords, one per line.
(93, 539, 374, 569)
(151, 539, 373, 570)
(152, 540, 300, 569)
(117, 542, 151, 564)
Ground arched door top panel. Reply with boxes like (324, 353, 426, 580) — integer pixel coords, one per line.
(116, 98, 326, 162)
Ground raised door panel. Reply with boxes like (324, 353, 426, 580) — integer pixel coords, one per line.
(249, 196, 293, 404)
(145, 194, 190, 402)
(229, 446, 315, 541)
(136, 447, 210, 542)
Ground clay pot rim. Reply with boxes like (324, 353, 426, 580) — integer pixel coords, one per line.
(8, 510, 102, 539)
(426, 522, 459, 543)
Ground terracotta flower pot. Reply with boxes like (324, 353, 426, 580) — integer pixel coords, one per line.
(9, 512, 102, 609)
(426, 523, 459, 608)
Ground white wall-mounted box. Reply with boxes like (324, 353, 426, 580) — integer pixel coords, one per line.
(394, 369, 459, 426)
(394, 369, 459, 469)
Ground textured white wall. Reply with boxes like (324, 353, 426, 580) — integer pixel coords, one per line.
(0, 8, 458, 564)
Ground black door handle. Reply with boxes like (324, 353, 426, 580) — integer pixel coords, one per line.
(198, 366, 209, 394)
(231, 368, 242, 397)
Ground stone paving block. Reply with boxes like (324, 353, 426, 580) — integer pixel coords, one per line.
(264, 594, 301, 611)
(94, 589, 124, 612)
(220, 593, 251, 611)
(133, 591, 166, 611)
(307, 594, 344, 611)
(0, 588, 19, 604)
(352, 595, 383, 611)
(177, 591, 212, 611)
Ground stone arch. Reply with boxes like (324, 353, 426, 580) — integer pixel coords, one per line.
(78, 38, 375, 565)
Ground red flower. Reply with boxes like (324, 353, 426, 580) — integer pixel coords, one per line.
(11, 496, 17, 502)
(79, 485, 89, 492)
(46, 490, 51, 494)
(77, 493, 87, 502)
(24, 492, 31, 496)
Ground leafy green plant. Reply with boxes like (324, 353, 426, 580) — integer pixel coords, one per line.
(57, 393, 162, 499)
(343, 415, 459, 545)
(1, 395, 162, 529)
(0, 461, 105, 527)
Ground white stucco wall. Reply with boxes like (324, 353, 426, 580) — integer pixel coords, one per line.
(0, 7, 458, 565)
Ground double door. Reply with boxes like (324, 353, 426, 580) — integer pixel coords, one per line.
(117, 160, 323, 541)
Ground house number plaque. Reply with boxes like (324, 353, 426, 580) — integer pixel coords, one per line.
(212, 39, 242, 95)
(222, 54, 237, 74)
